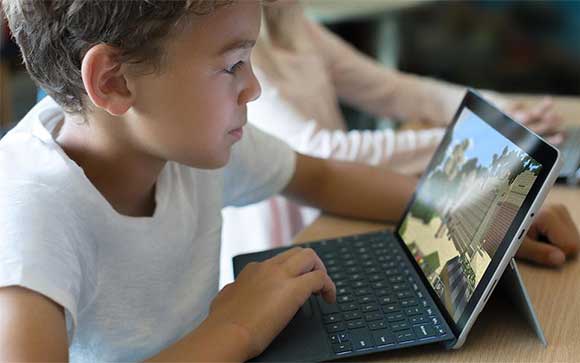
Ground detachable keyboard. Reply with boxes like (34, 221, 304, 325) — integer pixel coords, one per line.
(232, 230, 456, 361)
(307, 230, 453, 357)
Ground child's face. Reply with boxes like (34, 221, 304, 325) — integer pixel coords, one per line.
(127, 1, 262, 169)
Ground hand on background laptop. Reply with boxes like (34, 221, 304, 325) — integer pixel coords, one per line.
(507, 97, 564, 145)
(207, 247, 336, 360)
(517, 204, 580, 267)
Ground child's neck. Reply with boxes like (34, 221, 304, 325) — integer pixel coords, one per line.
(56, 112, 164, 218)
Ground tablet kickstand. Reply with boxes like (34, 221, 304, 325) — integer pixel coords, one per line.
(498, 258, 547, 347)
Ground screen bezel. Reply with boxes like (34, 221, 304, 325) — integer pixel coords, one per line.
(393, 90, 559, 337)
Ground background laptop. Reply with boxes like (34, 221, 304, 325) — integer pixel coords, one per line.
(233, 90, 562, 362)
(556, 126, 580, 185)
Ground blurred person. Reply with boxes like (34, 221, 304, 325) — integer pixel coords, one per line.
(220, 0, 564, 286)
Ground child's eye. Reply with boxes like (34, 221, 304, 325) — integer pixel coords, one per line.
(225, 61, 244, 75)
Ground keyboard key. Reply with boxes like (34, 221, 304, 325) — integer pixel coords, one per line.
(396, 291, 413, 299)
(360, 253, 372, 261)
(382, 303, 400, 313)
(336, 287, 350, 296)
(379, 296, 396, 305)
(352, 281, 367, 288)
(364, 312, 383, 321)
(405, 307, 422, 316)
(332, 342, 352, 354)
(354, 288, 371, 296)
(396, 329, 416, 343)
(325, 259, 337, 267)
(326, 322, 345, 333)
(392, 283, 409, 291)
(343, 311, 362, 320)
(434, 325, 447, 336)
(350, 329, 375, 351)
(389, 275, 404, 283)
(338, 332, 350, 342)
(347, 319, 365, 330)
(372, 329, 395, 347)
(400, 298, 418, 307)
(413, 324, 438, 339)
(372, 281, 388, 289)
(346, 266, 360, 274)
(340, 303, 358, 312)
(329, 334, 339, 344)
(429, 316, 441, 325)
(376, 288, 390, 297)
(338, 295, 353, 303)
(332, 273, 346, 281)
(328, 266, 341, 274)
(361, 303, 379, 312)
(386, 312, 406, 322)
(358, 296, 375, 304)
(369, 321, 387, 330)
(365, 267, 380, 274)
(317, 296, 339, 315)
(410, 315, 427, 324)
(323, 313, 342, 324)
(391, 321, 410, 331)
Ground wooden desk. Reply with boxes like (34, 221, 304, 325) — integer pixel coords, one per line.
(293, 97, 580, 362)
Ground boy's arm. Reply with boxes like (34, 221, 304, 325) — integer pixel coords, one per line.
(0, 286, 69, 362)
(148, 247, 336, 362)
(284, 153, 579, 265)
(282, 153, 418, 223)
(0, 249, 335, 363)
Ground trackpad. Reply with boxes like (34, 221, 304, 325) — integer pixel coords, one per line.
(251, 296, 330, 362)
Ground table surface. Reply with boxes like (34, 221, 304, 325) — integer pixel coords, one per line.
(293, 96, 580, 362)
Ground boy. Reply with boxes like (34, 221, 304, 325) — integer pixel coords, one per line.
(0, 1, 577, 361)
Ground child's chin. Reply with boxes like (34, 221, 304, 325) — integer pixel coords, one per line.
(185, 153, 231, 170)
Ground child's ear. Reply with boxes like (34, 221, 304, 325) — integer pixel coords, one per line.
(81, 44, 135, 116)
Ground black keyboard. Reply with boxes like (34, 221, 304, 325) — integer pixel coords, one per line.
(301, 230, 454, 357)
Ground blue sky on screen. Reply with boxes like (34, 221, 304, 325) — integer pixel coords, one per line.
(449, 108, 526, 168)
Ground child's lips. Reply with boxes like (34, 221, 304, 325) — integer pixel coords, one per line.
(228, 126, 244, 140)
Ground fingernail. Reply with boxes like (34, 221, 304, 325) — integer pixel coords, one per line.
(549, 250, 565, 265)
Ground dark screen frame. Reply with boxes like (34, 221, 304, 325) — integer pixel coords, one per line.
(393, 90, 559, 338)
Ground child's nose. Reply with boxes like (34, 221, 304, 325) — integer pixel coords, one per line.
(239, 68, 261, 105)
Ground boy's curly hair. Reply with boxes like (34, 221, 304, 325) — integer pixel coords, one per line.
(2, 0, 231, 113)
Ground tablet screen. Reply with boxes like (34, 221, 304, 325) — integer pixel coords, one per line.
(398, 107, 542, 323)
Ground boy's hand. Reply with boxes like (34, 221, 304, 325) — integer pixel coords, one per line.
(516, 204, 579, 267)
(207, 247, 336, 360)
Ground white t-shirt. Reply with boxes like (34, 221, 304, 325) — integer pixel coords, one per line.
(0, 97, 295, 362)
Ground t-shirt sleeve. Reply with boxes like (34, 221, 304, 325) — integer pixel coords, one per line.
(223, 124, 296, 207)
(0, 183, 96, 343)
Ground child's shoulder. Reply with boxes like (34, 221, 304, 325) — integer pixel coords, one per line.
(0, 98, 96, 217)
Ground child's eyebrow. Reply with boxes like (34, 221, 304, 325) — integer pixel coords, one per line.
(218, 39, 256, 55)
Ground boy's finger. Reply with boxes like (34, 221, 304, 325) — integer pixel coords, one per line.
(550, 206, 580, 256)
(269, 246, 305, 264)
(294, 270, 336, 304)
(516, 237, 566, 267)
(283, 248, 327, 276)
(533, 206, 580, 256)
